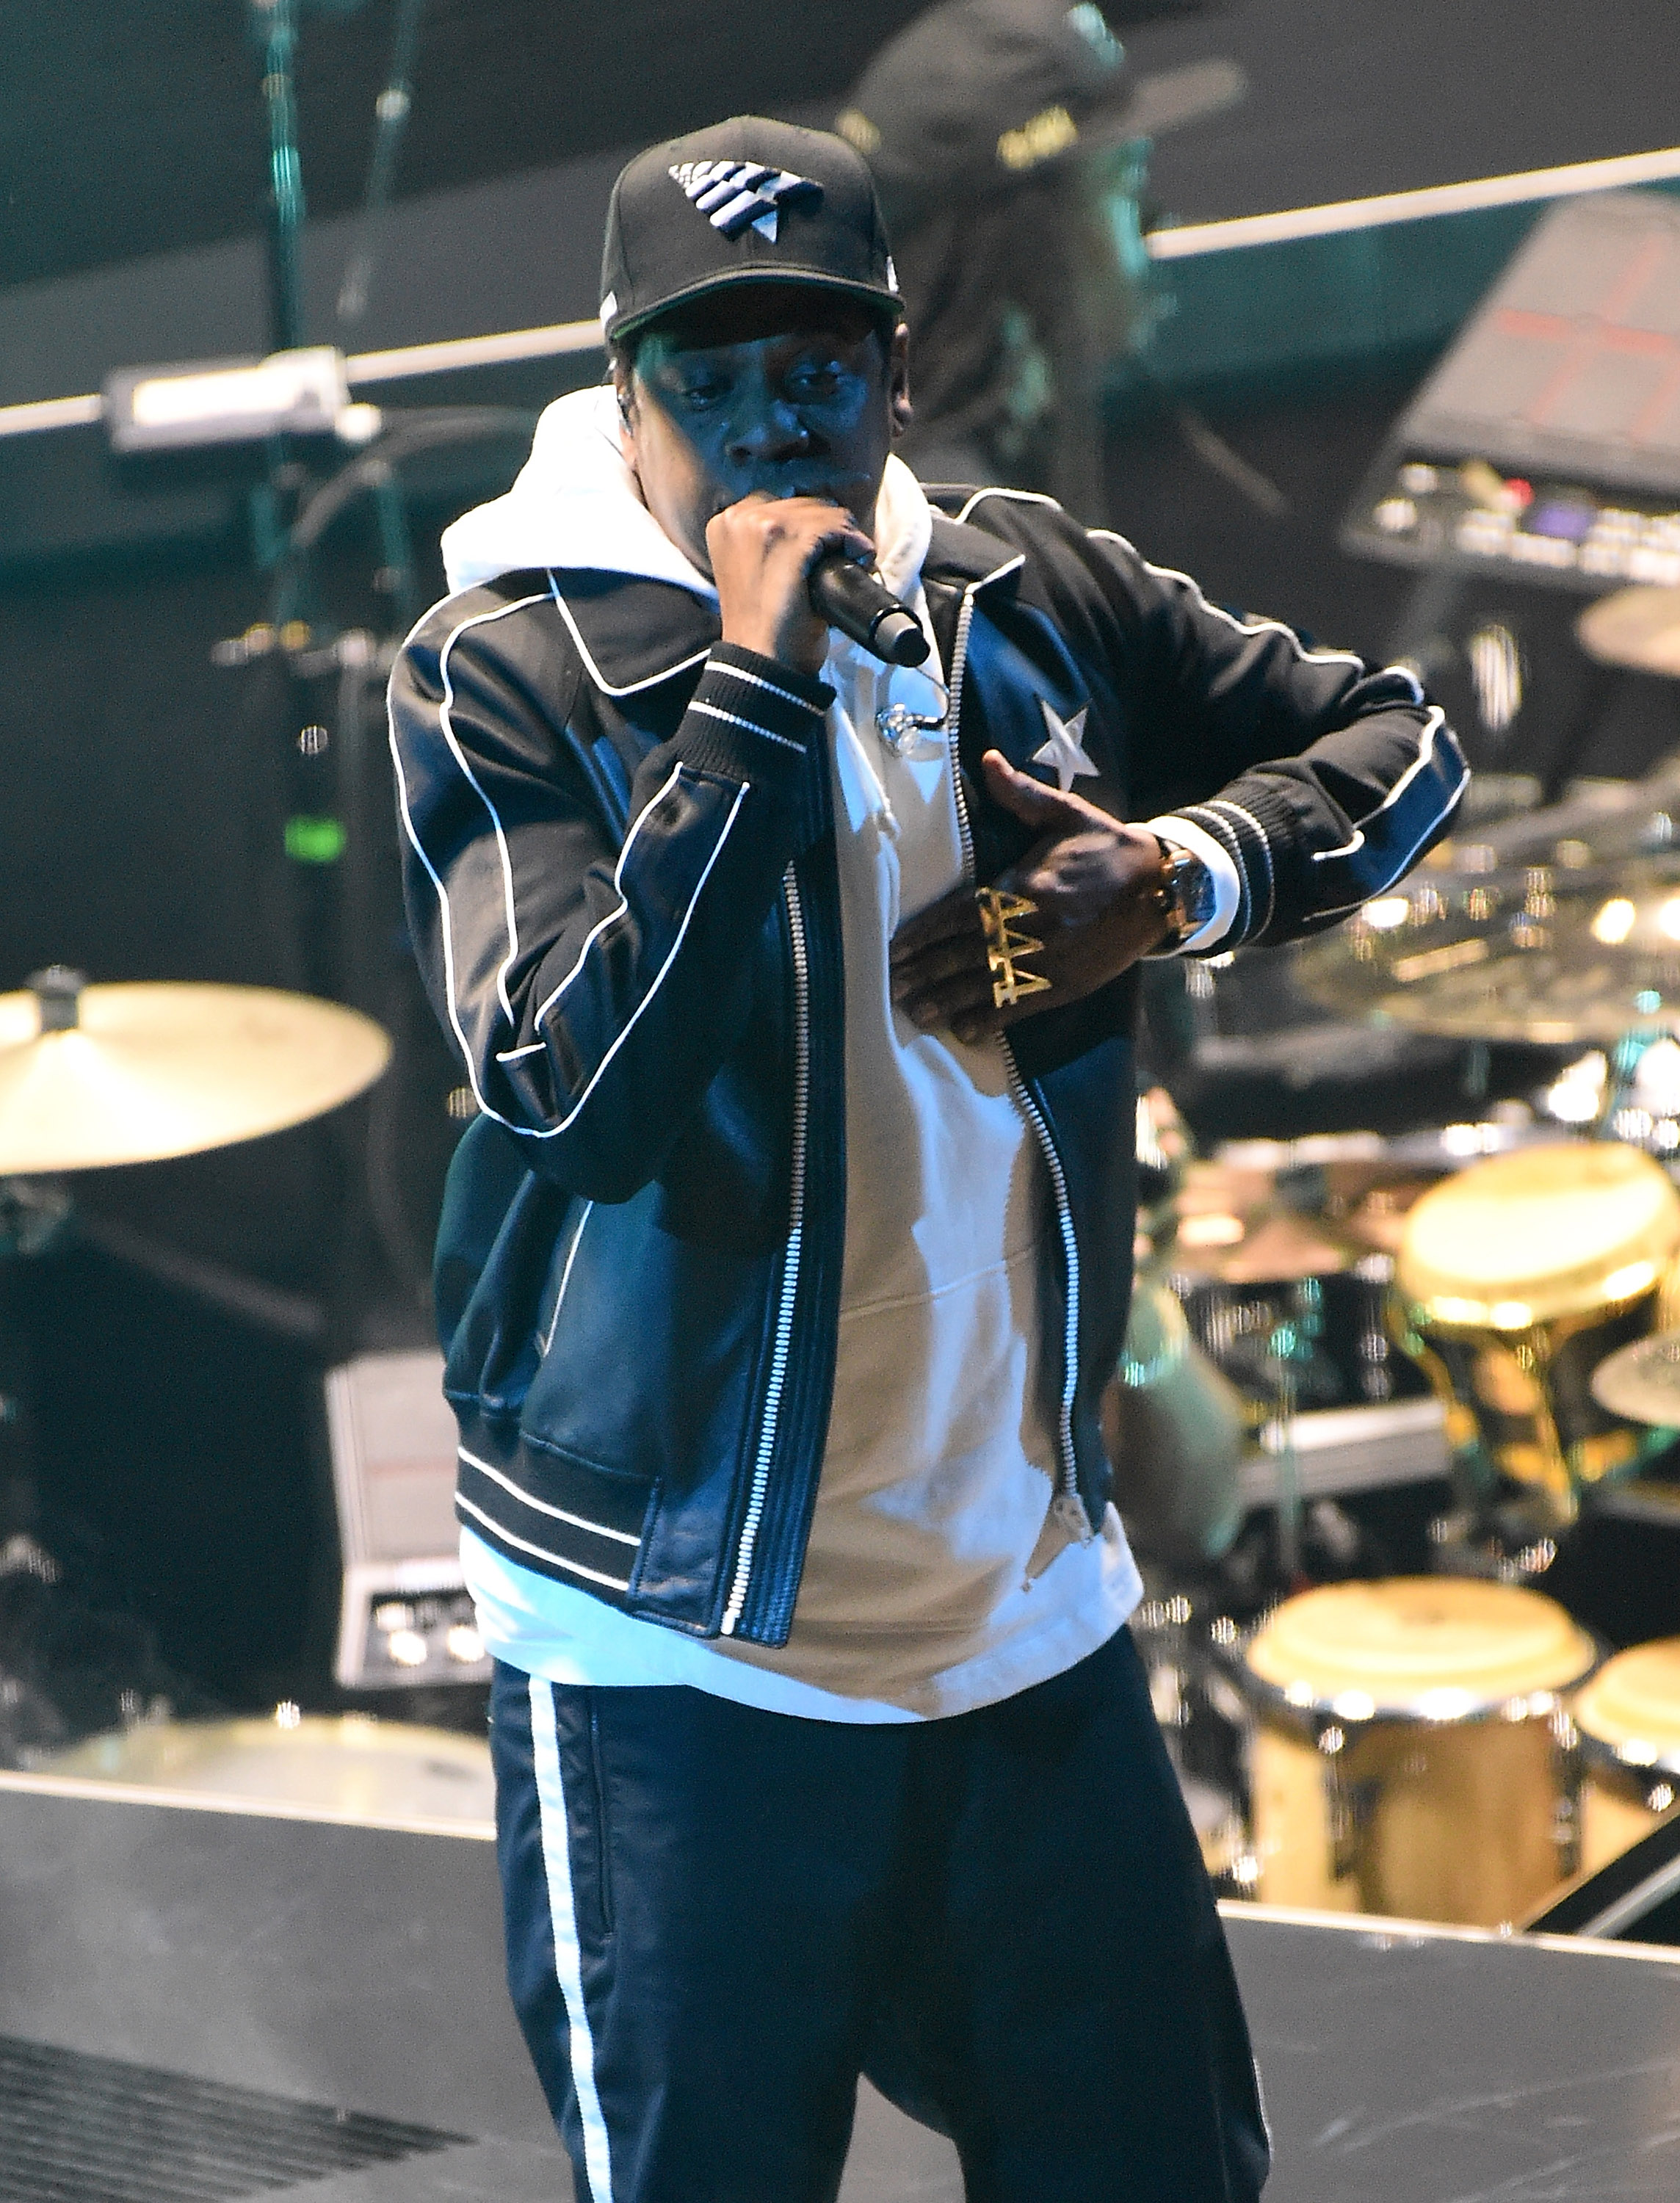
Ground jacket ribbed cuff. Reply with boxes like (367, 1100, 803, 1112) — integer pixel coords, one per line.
(676, 645, 833, 780)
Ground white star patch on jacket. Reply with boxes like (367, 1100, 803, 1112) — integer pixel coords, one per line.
(1031, 698, 1099, 793)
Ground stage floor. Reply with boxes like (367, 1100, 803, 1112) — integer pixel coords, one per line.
(2, 1771, 1679, 2201)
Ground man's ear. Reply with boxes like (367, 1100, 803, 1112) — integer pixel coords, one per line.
(611, 359, 637, 443)
(888, 322, 913, 442)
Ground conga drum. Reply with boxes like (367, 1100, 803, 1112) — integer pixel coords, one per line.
(1569, 1637, 1680, 1873)
(1394, 1141, 1680, 1508)
(1240, 1577, 1596, 1925)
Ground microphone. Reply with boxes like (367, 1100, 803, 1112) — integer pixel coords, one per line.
(808, 551, 929, 667)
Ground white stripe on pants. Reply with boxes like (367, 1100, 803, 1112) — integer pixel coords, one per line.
(529, 1673, 616, 2202)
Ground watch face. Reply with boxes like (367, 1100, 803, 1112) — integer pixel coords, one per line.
(1181, 852, 1217, 930)
(1163, 846, 1214, 936)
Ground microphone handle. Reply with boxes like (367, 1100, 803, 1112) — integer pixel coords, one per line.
(807, 553, 930, 667)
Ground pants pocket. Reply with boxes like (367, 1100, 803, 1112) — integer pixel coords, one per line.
(584, 1692, 615, 1941)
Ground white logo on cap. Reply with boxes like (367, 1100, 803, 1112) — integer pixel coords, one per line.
(668, 160, 822, 243)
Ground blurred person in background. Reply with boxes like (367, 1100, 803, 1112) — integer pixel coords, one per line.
(388, 109, 1463, 2203)
(837, 0, 1245, 518)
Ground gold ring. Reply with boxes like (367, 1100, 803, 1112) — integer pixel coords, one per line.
(976, 886, 1052, 1010)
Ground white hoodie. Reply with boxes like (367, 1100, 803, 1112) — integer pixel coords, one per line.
(457, 388, 1140, 1721)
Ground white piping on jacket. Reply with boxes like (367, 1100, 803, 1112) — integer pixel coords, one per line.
(530, 778, 751, 1132)
(532, 763, 687, 1024)
(394, 668, 750, 1141)
(435, 590, 553, 1024)
(952, 485, 1060, 521)
(541, 1202, 595, 1355)
(546, 570, 713, 699)
(1310, 706, 1459, 861)
(1093, 526, 1381, 679)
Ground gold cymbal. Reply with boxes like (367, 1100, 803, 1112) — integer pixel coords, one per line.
(1577, 586, 1680, 678)
(0, 979, 391, 1173)
(1296, 851, 1680, 1044)
(1590, 1331, 1680, 1425)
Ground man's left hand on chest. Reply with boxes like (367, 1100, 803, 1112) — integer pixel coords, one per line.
(889, 750, 1172, 1046)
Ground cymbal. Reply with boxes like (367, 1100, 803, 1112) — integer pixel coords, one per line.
(0, 977, 391, 1174)
(1295, 850, 1680, 1044)
(1168, 1160, 1358, 1282)
(1578, 586, 1680, 679)
(1591, 1331, 1680, 1426)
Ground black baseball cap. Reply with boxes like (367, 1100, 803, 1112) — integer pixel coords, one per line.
(837, 1, 1245, 234)
(599, 115, 902, 347)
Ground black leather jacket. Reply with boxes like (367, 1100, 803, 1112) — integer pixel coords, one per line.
(388, 486, 1466, 1646)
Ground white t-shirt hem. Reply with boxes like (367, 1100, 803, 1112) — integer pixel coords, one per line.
(462, 1524, 1143, 1724)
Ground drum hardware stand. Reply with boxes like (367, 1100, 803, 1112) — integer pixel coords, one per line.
(0, 1176, 133, 1767)
(0, 1177, 70, 1550)
(222, 404, 535, 1339)
(1259, 1280, 1328, 1589)
(334, 0, 428, 329)
(231, 0, 534, 1338)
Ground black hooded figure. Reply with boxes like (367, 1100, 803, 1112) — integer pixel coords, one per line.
(838, 0, 1242, 518)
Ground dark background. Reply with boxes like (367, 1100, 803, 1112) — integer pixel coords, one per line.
(3, 0, 1679, 1710)
(7, 0, 1679, 293)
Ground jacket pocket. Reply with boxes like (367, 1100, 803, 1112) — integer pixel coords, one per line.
(526, 1182, 774, 1496)
(442, 1172, 581, 1419)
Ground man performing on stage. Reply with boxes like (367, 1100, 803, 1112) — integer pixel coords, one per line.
(389, 113, 1465, 2202)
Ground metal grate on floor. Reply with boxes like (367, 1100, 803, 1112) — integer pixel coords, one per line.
(0, 2033, 471, 2202)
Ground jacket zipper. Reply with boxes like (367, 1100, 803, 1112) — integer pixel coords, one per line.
(946, 584, 1093, 1543)
(720, 863, 811, 1635)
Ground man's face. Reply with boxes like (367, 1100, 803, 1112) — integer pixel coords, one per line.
(617, 284, 911, 574)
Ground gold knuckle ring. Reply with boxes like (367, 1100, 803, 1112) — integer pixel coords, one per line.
(976, 886, 1052, 1010)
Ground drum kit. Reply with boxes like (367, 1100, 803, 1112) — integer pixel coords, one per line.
(0, 963, 391, 1768)
(1118, 582, 1680, 1931)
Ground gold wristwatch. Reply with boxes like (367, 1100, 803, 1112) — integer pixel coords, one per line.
(1150, 836, 1216, 949)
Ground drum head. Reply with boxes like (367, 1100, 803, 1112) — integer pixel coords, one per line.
(1572, 1638, 1680, 1774)
(1244, 1576, 1597, 1718)
(1397, 1141, 1680, 1328)
(43, 1714, 494, 1827)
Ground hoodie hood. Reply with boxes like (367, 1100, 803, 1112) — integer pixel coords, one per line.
(441, 387, 714, 598)
(441, 384, 933, 607)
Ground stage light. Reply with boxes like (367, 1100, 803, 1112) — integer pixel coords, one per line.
(1592, 898, 1636, 944)
(104, 347, 381, 453)
(1362, 895, 1411, 929)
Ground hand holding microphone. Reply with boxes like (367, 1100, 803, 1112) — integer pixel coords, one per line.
(708, 492, 927, 675)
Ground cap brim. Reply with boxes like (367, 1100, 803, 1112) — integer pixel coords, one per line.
(609, 266, 904, 343)
(1082, 58, 1248, 151)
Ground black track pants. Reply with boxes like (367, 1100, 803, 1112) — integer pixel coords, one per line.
(488, 1626, 1269, 2203)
